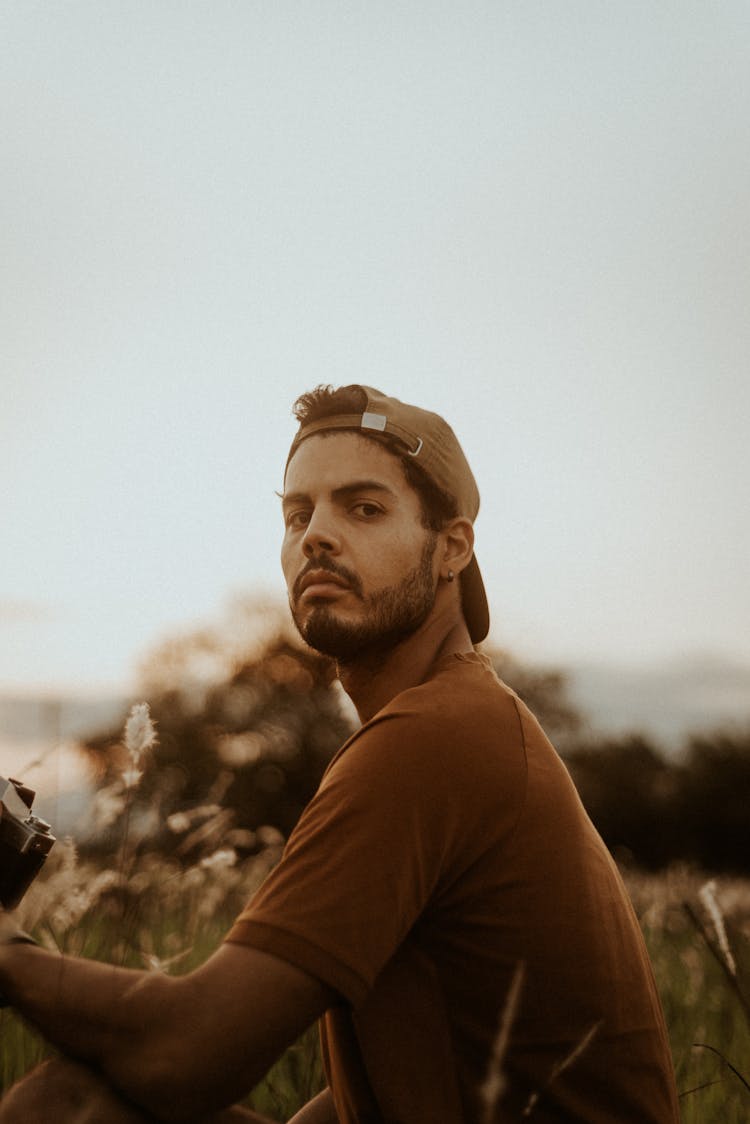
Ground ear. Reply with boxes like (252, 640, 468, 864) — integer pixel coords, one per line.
(439, 518, 474, 580)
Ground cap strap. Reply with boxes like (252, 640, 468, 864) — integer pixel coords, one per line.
(291, 414, 424, 457)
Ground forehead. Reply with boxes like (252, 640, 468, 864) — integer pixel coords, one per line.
(284, 432, 411, 497)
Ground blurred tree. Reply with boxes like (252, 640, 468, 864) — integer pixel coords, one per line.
(676, 727, 750, 873)
(78, 600, 354, 858)
(564, 734, 681, 869)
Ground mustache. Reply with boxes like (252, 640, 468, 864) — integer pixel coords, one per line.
(292, 557, 363, 602)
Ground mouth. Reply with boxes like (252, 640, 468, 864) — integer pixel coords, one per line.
(297, 569, 352, 601)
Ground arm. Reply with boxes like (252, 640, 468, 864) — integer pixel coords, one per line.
(0, 936, 334, 1123)
(287, 1089, 337, 1124)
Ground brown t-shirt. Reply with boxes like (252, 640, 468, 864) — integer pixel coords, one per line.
(226, 652, 679, 1123)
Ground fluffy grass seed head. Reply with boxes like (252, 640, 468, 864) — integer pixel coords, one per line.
(200, 848, 237, 870)
(122, 702, 157, 788)
(699, 878, 737, 977)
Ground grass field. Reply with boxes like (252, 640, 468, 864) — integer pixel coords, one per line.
(2, 835, 749, 1121)
(624, 866, 750, 1124)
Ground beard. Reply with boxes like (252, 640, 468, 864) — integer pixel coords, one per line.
(291, 534, 438, 662)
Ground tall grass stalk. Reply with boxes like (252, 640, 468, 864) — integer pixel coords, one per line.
(478, 961, 524, 1124)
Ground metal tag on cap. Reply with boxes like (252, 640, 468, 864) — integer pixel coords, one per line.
(361, 411, 387, 432)
(360, 410, 423, 456)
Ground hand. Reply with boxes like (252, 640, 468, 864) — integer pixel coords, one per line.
(0, 906, 15, 941)
(0, 907, 37, 947)
(0, 909, 14, 1007)
(0, 915, 38, 1007)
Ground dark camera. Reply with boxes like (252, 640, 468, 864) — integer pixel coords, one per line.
(0, 776, 56, 910)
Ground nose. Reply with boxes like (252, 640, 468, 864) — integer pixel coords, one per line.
(301, 507, 341, 558)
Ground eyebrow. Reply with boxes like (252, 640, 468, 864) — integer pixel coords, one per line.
(281, 480, 397, 509)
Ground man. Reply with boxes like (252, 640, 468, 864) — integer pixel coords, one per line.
(0, 385, 679, 1123)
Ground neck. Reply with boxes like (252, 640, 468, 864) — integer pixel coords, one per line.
(336, 604, 473, 723)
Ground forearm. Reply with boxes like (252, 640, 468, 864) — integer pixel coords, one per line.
(0, 940, 180, 1105)
(0, 937, 332, 1123)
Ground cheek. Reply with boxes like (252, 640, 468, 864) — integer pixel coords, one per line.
(280, 536, 297, 589)
(366, 531, 434, 584)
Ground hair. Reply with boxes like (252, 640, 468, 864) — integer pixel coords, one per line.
(292, 384, 458, 532)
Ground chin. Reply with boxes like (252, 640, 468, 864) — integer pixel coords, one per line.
(295, 607, 366, 661)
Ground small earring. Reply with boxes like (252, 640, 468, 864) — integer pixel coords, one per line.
(447, 569, 455, 582)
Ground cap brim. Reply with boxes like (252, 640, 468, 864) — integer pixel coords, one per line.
(460, 553, 490, 644)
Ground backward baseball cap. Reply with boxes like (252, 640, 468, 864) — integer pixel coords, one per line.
(286, 385, 490, 644)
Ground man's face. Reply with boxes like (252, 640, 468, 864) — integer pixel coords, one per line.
(281, 432, 440, 661)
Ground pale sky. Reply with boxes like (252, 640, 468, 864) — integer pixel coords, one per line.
(2, 2, 749, 693)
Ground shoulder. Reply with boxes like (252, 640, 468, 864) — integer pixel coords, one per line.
(324, 652, 527, 788)
(392, 651, 521, 723)
(379, 651, 523, 746)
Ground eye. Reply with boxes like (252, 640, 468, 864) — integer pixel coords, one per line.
(351, 502, 383, 519)
(285, 509, 311, 529)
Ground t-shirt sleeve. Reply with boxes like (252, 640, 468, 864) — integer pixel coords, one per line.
(225, 707, 501, 1006)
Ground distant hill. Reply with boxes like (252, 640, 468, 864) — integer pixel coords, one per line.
(0, 692, 128, 748)
(566, 654, 750, 753)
